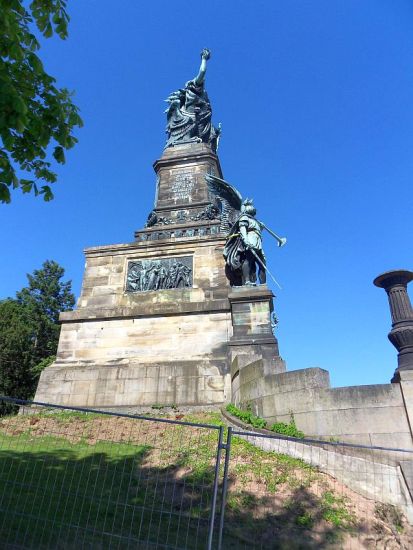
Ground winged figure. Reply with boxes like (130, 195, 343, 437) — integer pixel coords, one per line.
(204, 173, 242, 232)
(205, 173, 286, 287)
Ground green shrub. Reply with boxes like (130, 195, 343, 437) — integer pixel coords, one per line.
(226, 404, 305, 438)
(270, 417, 304, 439)
(296, 511, 314, 528)
(226, 403, 267, 429)
(321, 491, 356, 529)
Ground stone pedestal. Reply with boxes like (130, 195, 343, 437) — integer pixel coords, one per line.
(374, 270, 413, 383)
(136, 142, 228, 243)
(35, 143, 234, 409)
(228, 285, 286, 404)
(34, 142, 288, 411)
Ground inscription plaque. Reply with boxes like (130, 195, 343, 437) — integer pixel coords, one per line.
(171, 170, 196, 201)
(126, 256, 193, 292)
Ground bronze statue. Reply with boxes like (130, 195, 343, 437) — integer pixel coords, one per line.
(165, 49, 221, 150)
(224, 199, 267, 286)
(205, 174, 286, 287)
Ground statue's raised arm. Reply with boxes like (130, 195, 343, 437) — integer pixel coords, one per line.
(194, 48, 211, 86)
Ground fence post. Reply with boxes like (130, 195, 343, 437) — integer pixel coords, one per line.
(217, 426, 232, 550)
(207, 425, 224, 550)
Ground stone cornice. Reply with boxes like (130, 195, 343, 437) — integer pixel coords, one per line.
(84, 235, 226, 257)
(60, 298, 231, 323)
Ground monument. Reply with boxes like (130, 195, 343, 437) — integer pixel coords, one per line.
(34, 50, 286, 409)
(34, 51, 413, 453)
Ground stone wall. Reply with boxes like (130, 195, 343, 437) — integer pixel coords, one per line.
(73, 236, 229, 314)
(35, 360, 229, 408)
(35, 233, 233, 408)
(231, 358, 413, 449)
(56, 312, 230, 365)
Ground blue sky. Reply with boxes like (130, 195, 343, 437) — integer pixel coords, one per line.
(1, 1, 413, 388)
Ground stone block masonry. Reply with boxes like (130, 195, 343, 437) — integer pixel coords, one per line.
(35, 142, 236, 409)
(35, 234, 233, 408)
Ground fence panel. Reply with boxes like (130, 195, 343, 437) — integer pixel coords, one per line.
(0, 397, 223, 550)
(2, 397, 413, 549)
(218, 426, 413, 549)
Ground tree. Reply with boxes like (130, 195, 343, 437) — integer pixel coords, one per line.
(0, 299, 36, 411)
(16, 259, 75, 365)
(0, 0, 83, 203)
(0, 260, 75, 408)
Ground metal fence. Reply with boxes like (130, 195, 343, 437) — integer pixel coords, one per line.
(0, 397, 225, 550)
(1, 397, 413, 549)
(219, 424, 413, 549)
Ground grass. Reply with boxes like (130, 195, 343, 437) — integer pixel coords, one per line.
(0, 409, 410, 549)
(0, 411, 217, 549)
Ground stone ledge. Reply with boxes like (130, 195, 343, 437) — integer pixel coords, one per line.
(84, 235, 227, 256)
(228, 284, 274, 302)
(153, 142, 223, 178)
(59, 298, 231, 323)
(228, 336, 277, 346)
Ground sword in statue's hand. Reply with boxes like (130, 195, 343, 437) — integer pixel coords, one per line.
(246, 245, 283, 290)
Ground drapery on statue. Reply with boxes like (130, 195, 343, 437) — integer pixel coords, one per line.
(165, 48, 221, 151)
(224, 199, 267, 287)
(205, 174, 287, 287)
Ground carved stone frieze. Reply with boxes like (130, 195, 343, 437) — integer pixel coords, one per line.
(191, 202, 220, 221)
(126, 256, 193, 292)
(144, 202, 221, 229)
(136, 224, 220, 242)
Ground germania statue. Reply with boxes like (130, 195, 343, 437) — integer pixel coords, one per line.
(165, 48, 221, 151)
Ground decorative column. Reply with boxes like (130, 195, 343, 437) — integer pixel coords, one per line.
(374, 270, 413, 382)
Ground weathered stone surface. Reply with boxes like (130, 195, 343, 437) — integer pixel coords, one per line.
(35, 360, 231, 407)
(135, 143, 225, 242)
(35, 220, 233, 408)
(153, 143, 222, 208)
(400, 370, 413, 443)
(228, 285, 286, 399)
(55, 311, 231, 363)
(232, 358, 413, 448)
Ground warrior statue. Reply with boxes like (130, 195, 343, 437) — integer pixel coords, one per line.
(205, 174, 287, 287)
(165, 48, 221, 151)
(224, 199, 267, 286)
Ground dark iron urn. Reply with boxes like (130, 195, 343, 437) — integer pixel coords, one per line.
(374, 269, 413, 382)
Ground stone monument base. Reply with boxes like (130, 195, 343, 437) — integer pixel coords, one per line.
(35, 234, 233, 409)
(35, 359, 229, 409)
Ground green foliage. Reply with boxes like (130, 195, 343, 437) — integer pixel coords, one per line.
(226, 403, 305, 438)
(31, 354, 55, 378)
(296, 511, 314, 528)
(0, 299, 36, 411)
(226, 402, 267, 429)
(270, 415, 305, 439)
(0, 0, 83, 203)
(321, 491, 356, 529)
(16, 260, 75, 364)
(0, 260, 74, 405)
